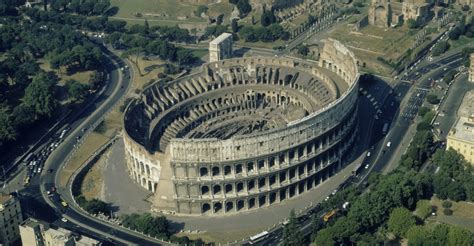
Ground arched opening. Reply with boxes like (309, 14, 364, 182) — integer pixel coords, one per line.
(248, 198, 256, 209)
(269, 192, 276, 204)
(213, 185, 221, 195)
(235, 164, 243, 174)
(237, 200, 244, 211)
(225, 202, 234, 212)
(224, 166, 232, 176)
(201, 185, 210, 195)
(202, 203, 211, 214)
(212, 166, 220, 176)
(247, 180, 255, 191)
(236, 182, 244, 193)
(214, 202, 222, 213)
(225, 184, 233, 194)
(200, 167, 208, 177)
(247, 162, 254, 173)
(259, 195, 266, 207)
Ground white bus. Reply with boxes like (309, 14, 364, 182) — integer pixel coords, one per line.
(249, 231, 269, 245)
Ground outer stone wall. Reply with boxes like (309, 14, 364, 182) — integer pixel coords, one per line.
(123, 39, 360, 216)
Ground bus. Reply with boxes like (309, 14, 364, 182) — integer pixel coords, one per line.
(323, 209, 338, 222)
(249, 231, 269, 245)
(382, 123, 389, 135)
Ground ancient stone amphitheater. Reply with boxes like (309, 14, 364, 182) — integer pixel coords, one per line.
(123, 39, 360, 216)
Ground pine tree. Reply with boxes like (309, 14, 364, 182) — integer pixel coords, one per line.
(283, 210, 303, 246)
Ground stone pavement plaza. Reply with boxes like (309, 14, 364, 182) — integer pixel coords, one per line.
(102, 139, 363, 232)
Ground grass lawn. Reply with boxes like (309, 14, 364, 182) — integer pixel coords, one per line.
(426, 197, 474, 232)
(38, 58, 94, 86)
(326, 23, 418, 76)
(191, 49, 208, 59)
(110, 0, 233, 26)
(59, 133, 110, 188)
(80, 153, 107, 200)
(129, 56, 166, 91)
(449, 36, 474, 50)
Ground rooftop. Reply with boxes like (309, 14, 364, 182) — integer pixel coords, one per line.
(0, 194, 15, 210)
(449, 116, 474, 143)
(209, 32, 233, 45)
(75, 235, 101, 245)
(44, 228, 72, 242)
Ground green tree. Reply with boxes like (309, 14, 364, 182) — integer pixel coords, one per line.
(236, 0, 251, 16)
(282, 210, 303, 246)
(261, 10, 276, 27)
(298, 45, 310, 56)
(418, 106, 430, 117)
(313, 228, 336, 246)
(388, 207, 416, 237)
(407, 19, 420, 29)
(426, 94, 440, 104)
(23, 72, 58, 117)
(231, 18, 239, 32)
(447, 226, 474, 246)
(0, 104, 17, 141)
(432, 41, 450, 56)
(65, 79, 89, 101)
(406, 225, 432, 245)
(415, 200, 432, 220)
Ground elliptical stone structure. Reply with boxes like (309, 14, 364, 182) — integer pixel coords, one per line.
(123, 39, 360, 216)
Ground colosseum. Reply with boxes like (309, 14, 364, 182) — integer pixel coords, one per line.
(123, 39, 360, 216)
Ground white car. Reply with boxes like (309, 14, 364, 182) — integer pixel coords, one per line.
(386, 142, 392, 148)
(61, 218, 68, 223)
(366, 152, 371, 157)
(365, 164, 370, 169)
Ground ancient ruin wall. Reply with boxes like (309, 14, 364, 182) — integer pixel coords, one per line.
(123, 39, 360, 216)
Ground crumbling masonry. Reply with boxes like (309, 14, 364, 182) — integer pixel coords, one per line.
(123, 39, 360, 216)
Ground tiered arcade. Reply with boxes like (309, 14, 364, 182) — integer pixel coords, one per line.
(123, 39, 360, 216)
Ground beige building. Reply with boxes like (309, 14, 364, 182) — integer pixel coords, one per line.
(0, 195, 23, 246)
(447, 91, 474, 165)
(43, 228, 75, 246)
(209, 32, 233, 62)
(74, 236, 101, 246)
(19, 218, 49, 246)
(368, 0, 431, 27)
(469, 53, 474, 83)
(19, 218, 100, 246)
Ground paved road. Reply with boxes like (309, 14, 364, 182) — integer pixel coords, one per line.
(253, 47, 469, 246)
(11, 43, 166, 245)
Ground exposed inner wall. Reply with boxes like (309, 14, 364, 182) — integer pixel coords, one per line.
(122, 38, 360, 216)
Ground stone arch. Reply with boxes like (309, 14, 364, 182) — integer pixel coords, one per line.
(259, 195, 266, 207)
(200, 167, 208, 177)
(248, 197, 256, 209)
(237, 200, 245, 211)
(201, 185, 210, 195)
(225, 201, 234, 212)
(213, 184, 222, 195)
(214, 202, 222, 213)
(225, 184, 233, 194)
(202, 203, 211, 214)
(212, 166, 220, 176)
(224, 165, 232, 176)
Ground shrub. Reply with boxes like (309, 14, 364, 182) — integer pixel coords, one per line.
(443, 208, 453, 216)
(442, 200, 452, 208)
(418, 107, 430, 117)
(426, 94, 440, 104)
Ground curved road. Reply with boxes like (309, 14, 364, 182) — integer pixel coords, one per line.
(28, 44, 165, 245)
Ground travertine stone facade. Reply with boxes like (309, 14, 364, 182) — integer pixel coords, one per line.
(368, 0, 431, 27)
(209, 33, 233, 62)
(123, 39, 360, 216)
